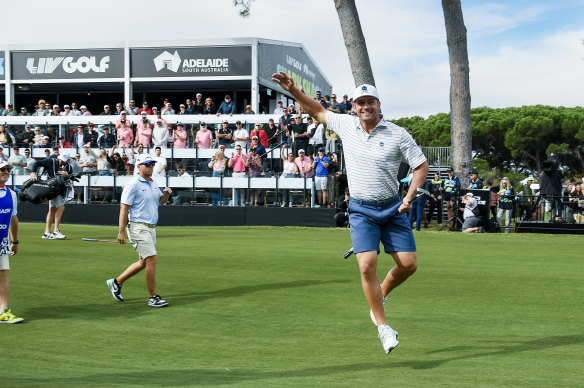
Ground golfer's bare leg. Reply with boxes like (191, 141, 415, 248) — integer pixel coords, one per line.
(45, 207, 56, 234)
(380, 251, 418, 297)
(117, 259, 146, 285)
(356, 250, 386, 326)
(53, 206, 65, 232)
(0, 271, 9, 311)
(144, 255, 157, 297)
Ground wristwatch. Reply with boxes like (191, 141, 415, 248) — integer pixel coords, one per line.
(11, 240, 19, 244)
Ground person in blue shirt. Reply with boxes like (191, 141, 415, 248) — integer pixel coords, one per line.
(312, 147, 330, 207)
(216, 95, 236, 115)
(106, 153, 172, 308)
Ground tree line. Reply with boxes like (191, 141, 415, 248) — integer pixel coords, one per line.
(393, 105, 584, 175)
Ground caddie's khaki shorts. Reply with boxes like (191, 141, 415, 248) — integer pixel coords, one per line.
(127, 222, 157, 259)
(0, 254, 9, 270)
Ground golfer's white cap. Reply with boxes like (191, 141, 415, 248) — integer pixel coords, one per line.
(353, 84, 379, 102)
(136, 153, 156, 165)
(58, 153, 70, 162)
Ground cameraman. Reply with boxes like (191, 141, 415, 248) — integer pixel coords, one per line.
(461, 192, 482, 233)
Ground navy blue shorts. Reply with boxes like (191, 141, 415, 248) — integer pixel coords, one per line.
(348, 198, 417, 254)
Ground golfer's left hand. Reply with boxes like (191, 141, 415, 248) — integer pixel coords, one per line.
(398, 198, 412, 213)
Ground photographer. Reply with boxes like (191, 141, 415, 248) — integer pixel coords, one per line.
(461, 192, 482, 233)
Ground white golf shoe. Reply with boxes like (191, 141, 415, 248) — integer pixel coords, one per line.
(378, 324, 399, 354)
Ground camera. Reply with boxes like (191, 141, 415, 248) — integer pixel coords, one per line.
(121, 119, 125, 124)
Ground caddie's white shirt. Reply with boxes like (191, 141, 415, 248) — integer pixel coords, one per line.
(121, 176, 162, 225)
(325, 111, 426, 200)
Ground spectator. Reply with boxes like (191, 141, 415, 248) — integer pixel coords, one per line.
(177, 104, 188, 115)
(134, 112, 152, 147)
(99, 127, 116, 148)
(126, 99, 139, 115)
(228, 145, 249, 206)
(57, 136, 72, 149)
(161, 102, 175, 115)
(114, 103, 124, 115)
(192, 93, 204, 114)
(50, 105, 61, 116)
(314, 90, 324, 106)
(0, 126, 13, 147)
(427, 172, 444, 225)
(116, 111, 132, 132)
(243, 105, 255, 114)
(216, 120, 233, 148)
(273, 100, 285, 115)
(32, 99, 49, 116)
(290, 115, 309, 157)
(152, 119, 169, 148)
(328, 94, 341, 113)
(247, 146, 263, 206)
(322, 95, 332, 109)
(562, 181, 578, 223)
(334, 188, 350, 226)
(496, 177, 514, 233)
(208, 151, 227, 205)
(307, 117, 325, 156)
(70, 102, 82, 116)
(485, 180, 498, 218)
(172, 123, 188, 149)
(195, 123, 213, 149)
(97, 149, 112, 176)
(61, 104, 73, 116)
(408, 180, 428, 231)
(79, 144, 98, 175)
(72, 125, 85, 149)
(40, 136, 51, 148)
(280, 147, 299, 207)
(249, 136, 266, 162)
(80, 105, 92, 116)
(19, 125, 35, 148)
(172, 164, 193, 205)
(467, 169, 480, 189)
(444, 167, 461, 223)
(151, 107, 159, 116)
(107, 146, 126, 175)
(250, 123, 268, 149)
(1, 103, 17, 117)
(137, 102, 152, 115)
(203, 97, 216, 115)
(461, 193, 482, 233)
(84, 123, 99, 147)
(312, 147, 330, 207)
(8, 148, 26, 175)
(519, 176, 535, 220)
(154, 111, 168, 127)
(233, 121, 249, 150)
(217, 95, 236, 115)
(19, 107, 31, 116)
(120, 152, 133, 175)
(24, 149, 35, 174)
(265, 118, 280, 147)
(49, 147, 60, 159)
(295, 149, 313, 179)
(99, 105, 113, 116)
(287, 104, 296, 114)
(339, 94, 352, 114)
(324, 125, 339, 154)
(185, 99, 194, 114)
(153, 146, 167, 177)
(33, 127, 45, 147)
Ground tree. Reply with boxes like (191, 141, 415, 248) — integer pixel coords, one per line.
(333, 0, 375, 86)
(442, 0, 473, 186)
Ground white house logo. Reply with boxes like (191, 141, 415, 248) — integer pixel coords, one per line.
(26, 56, 110, 75)
(154, 50, 230, 74)
(154, 51, 181, 72)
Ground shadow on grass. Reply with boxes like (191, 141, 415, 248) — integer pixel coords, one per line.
(23, 279, 348, 321)
(397, 333, 584, 370)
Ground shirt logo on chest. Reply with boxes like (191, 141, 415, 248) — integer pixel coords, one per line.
(379, 142, 384, 147)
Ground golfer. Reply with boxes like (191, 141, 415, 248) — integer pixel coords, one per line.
(0, 162, 23, 323)
(106, 153, 172, 307)
(273, 72, 428, 354)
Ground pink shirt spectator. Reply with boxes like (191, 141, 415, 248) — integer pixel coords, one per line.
(117, 126, 134, 147)
(295, 156, 314, 178)
(196, 128, 213, 149)
(230, 154, 248, 172)
(173, 128, 188, 148)
(135, 126, 152, 147)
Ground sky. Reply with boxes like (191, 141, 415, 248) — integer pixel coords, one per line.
(1, 0, 583, 119)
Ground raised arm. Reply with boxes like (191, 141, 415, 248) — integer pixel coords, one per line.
(272, 72, 327, 124)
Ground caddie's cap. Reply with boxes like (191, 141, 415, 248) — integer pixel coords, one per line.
(353, 84, 379, 102)
(136, 153, 156, 165)
(0, 161, 11, 170)
(58, 153, 70, 162)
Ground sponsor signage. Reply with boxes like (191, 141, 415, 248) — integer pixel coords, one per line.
(131, 46, 252, 78)
(258, 43, 331, 98)
(11, 49, 124, 80)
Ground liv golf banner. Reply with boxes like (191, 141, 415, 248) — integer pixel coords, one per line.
(131, 46, 252, 78)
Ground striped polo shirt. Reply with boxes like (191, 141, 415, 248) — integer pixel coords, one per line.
(325, 111, 426, 201)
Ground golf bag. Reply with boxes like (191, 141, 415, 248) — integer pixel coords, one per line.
(18, 175, 80, 204)
(482, 217, 500, 233)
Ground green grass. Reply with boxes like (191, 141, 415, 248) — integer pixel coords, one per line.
(2, 223, 582, 387)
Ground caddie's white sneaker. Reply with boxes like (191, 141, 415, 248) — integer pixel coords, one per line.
(370, 284, 387, 326)
(378, 324, 399, 354)
(52, 230, 67, 239)
(42, 233, 54, 239)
